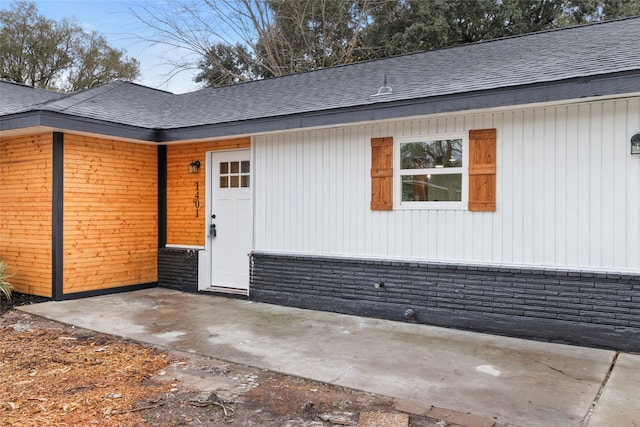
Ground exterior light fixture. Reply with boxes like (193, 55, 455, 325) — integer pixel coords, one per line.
(188, 160, 201, 174)
(631, 133, 640, 155)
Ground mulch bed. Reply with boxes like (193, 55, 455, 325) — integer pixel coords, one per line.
(0, 292, 50, 316)
(0, 322, 172, 426)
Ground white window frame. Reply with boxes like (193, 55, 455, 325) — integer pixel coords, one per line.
(394, 132, 468, 210)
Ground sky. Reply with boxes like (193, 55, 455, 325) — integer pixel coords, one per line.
(25, 0, 202, 93)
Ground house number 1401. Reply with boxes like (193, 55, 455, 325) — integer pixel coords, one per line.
(194, 181, 200, 218)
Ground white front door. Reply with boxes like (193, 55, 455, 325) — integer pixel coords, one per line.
(208, 150, 252, 292)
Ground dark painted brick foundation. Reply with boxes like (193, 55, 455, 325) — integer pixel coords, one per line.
(158, 248, 199, 293)
(249, 252, 640, 352)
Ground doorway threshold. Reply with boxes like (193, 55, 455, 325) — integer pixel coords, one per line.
(202, 286, 249, 297)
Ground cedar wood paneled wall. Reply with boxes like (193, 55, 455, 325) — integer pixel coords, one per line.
(63, 134, 158, 294)
(166, 138, 250, 246)
(1, 132, 250, 297)
(0, 134, 53, 296)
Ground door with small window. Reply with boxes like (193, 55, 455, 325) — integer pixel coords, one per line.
(208, 150, 252, 292)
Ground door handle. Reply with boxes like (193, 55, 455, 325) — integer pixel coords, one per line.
(210, 214, 216, 238)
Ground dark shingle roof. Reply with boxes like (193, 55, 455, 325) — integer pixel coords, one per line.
(1, 17, 639, 138)
(166, 16, 640, 128)
(39, 82, 175, 128)
(0, 81, 66, 115)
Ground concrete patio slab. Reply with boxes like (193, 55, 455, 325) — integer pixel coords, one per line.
(587, 353, 640, 426)
(17, 288, 631, 427)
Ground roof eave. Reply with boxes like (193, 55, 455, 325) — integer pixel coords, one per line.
(0, 110, 159, 142)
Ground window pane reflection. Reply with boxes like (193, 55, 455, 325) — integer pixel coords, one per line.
(401, 174, 462, 202)
(400, 139, 462, 169)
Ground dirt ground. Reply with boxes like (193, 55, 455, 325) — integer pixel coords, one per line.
(0, 294, 466, 427)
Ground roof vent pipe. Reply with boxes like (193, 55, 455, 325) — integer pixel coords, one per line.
(372, 73, 392, 97)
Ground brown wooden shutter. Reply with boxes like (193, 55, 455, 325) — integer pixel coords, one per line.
(468, 128, 497, 211)
(370, 137, 393, 211)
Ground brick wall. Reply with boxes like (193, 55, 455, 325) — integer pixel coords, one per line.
(158, 248, 199, 293)
(250, 253, 640, 352)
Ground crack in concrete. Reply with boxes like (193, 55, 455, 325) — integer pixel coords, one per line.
(580, 352, 619, 427)
(532, 360, 582, 381)
(327, 365, 355, 384)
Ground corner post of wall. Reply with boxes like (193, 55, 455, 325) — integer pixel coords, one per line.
(52, 132, 64, 301)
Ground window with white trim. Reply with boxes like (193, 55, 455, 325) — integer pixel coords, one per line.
(394, 134, 468, 209)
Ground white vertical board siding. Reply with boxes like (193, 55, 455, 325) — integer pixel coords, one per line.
(254, 97, 640, 273)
